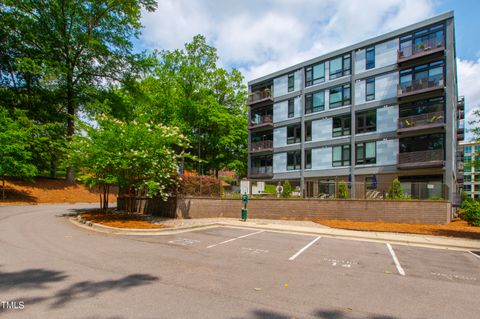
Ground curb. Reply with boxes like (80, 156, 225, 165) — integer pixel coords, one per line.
(69, 217, 480, 251)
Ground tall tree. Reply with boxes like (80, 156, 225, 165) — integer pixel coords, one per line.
(0, 0, 157, 181)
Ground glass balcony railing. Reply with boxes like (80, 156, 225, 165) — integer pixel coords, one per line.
(250, 166, 273, 177)
(398, 111, 444, 130)
(398, 149, 444, 166)
(398, 36, 445, 61)
(398, 77, 444, 97)
(248, 89, 272, 105)
(250, 140, 273, 152)
(249, 114, 273, 128)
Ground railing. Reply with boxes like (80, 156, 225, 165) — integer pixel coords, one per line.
(397, 78, 444, 96)
(398, 111, 444, 129)
(398, 36, 445, 60)
(398, 149, 443, 165)
(250, 166, 273, 177)
(248, 89, 272, 104)
(250, 140, 273, 152)
(249, 114, 273, 127)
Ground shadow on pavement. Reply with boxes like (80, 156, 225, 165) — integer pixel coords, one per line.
(0, 268, 67, 291)
(239, 309, 400, 319)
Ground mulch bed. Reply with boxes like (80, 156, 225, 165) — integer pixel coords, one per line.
(313, 218, 480, 240)
(80, 211, 169, 229)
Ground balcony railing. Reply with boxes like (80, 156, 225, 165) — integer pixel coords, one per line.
(250, 140, 273, 152)
(397, 78, 444, 97)
(398, 111, 444, 131)
(248, 89, 272, 105)
(398, 149, 444, 167)
(249, 114, 273, 128)
(250, 166, 273, 178)
(398, 36, 445, 62)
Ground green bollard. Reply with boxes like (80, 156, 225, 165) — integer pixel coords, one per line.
(241, 208, 248, 221)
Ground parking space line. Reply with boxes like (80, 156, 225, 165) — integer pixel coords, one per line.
(468, 251, 480, 260)
(386, 243, 405, 276)
(288, 236, 321, 261)
(206, 230, 264, 249)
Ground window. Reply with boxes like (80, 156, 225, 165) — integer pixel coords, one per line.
(366, 47, 375, 69)
(475, 145, 480, 153)
(365, 77, 375, 101)
(287, 151, 301, 170)
(465, 166, 472, 173)
(305, 63, 325, 86)
(399, 133, 444, 153)
(288, 99, 295, 118)
(288, 73, 295, 92)
(464, 155, 472, 163)
(356, 109, 377, 133)
(332, 115, 351, 137)
(305, 149, 312, 169)
(332, 145, 350, 167)
(464, 146, 472, 154)
(287, 124, 301, 144)
(465, 175, 472, 182)
(464, 184, 472, 192)
(329, 54, 351, 80)
(329, 84, 351, 108)
(399, 24, 445, 58)
(251, 155, 273, 174)
(305, 91, 325, 114)
(398, 96, 445, 119)
(356, 142, 376, 165)
(399, 60, 444, 91)
(305, 121, 312, 142)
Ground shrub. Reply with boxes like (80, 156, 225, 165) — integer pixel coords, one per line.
(282, 181, 292, 198)
(264, 184, 277, 194)
(387, 178, 406, 199)
(428, 196, 443, 200)
(179, 175, 223, 196)
(338, 182, 349, 199)
(462, 200, 480, 226)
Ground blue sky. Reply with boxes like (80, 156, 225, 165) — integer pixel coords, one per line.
(136, 0, 480, 139)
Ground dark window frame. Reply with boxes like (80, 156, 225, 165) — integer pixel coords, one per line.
(399, 59, 445, 86)
(332, 115, 351, 137)
(305, 149, 312, 169)
(305, 90, 325, 114)
(287, 150, 301, 171)
(288, 73, 295, 92)
(356, 141, 377, 165)
(288, 99, 295, 118)
(399, 96, 445, 118)
(366, 46, 375, 70)
(329, 84, 351, 108)
(305, 121, 312, 142)
(287, 124, 301, 144)
(305, 62, 325, 86)
(356, 109, 377, 134)
(332, 144, 351, 167)
(329, 54, 351, 80)
(365, 77, 375, 101)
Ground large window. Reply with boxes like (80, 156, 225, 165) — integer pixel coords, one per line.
(399, 96, 445, 118)
(366, 77, 375, 101)
(464, 146, 472, 154)
(288, 99, 295, 118)
(329, 84, 351, 108)
(305, 91, 325, 114)
(332, 115, 351, 137)
(288, 73, 295, 92)
(399, 133, 444, 153)
(305, 149, 312, 169)
(305, 121, 312, 142)
(332, 145, 350, 167)
(287, 151, 301, 170)
(399, 60, 444, 91)
(356, 142, 376, 165)
(305, 63, 325, 86)
(251, 155, 273, 173)
(356, 109, 377, 134)
(329, 54, 351, 80)
(366, 47, 375, 69)
(399, 24, 444, 58)
(287, 124, 301, 144)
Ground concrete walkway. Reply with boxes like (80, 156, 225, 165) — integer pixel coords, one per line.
(73, 216, 480, 251)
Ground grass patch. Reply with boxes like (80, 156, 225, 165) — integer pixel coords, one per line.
(313, 218, 480, 240)
(80, 211, 169, 229)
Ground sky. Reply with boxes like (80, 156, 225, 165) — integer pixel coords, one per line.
(135, 0, 480, 140)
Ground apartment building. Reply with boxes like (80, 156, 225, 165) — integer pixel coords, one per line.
(461, 141, 480, 199)
(247, 11, 463, 202)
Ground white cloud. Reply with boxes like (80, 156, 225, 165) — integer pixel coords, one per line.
(457, 58, 480, 140)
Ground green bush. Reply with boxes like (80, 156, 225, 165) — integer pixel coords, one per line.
(462, 200, 480, 226)
(282, 181, 292, 198)
(338, 182, 349, 199)
(264, 184, 277, 194)
(387, 178, 409, 199)
(428, 196, 443, 200)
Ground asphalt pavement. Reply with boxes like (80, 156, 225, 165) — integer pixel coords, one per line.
(1, 204, 479, 319)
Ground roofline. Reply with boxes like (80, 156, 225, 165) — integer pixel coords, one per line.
(248, 11, 454, 86)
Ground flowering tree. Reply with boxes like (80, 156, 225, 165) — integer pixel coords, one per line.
(70, 114, 189, 211)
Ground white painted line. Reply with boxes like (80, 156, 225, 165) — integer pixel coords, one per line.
(206, 230, 264, 249)
(468, 251, 480, 259)
(387, 243, 406, 276)
(289, 236, 322, 261)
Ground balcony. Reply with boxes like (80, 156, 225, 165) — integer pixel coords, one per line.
(248, 89, 273, 106)
(249, 114, 273, 129)
(397, 78, 444, 98)
(398, 36, 445, 63)
(397, 111, 445, 133)
(250, 166, 273, 178)
(250, 140, 273, 153)
(458, 119, 465, 141)
(398, 149, 444, 169)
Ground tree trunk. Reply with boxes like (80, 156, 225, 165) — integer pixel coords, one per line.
(1, 177, 5, 200)
(105, 185, 109, 210)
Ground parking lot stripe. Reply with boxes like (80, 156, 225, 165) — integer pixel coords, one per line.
(206, 230, 264, 248)
(468, 251, 480, 259)
(387, 243, 405, 276)
(288, 236, 321, 261)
